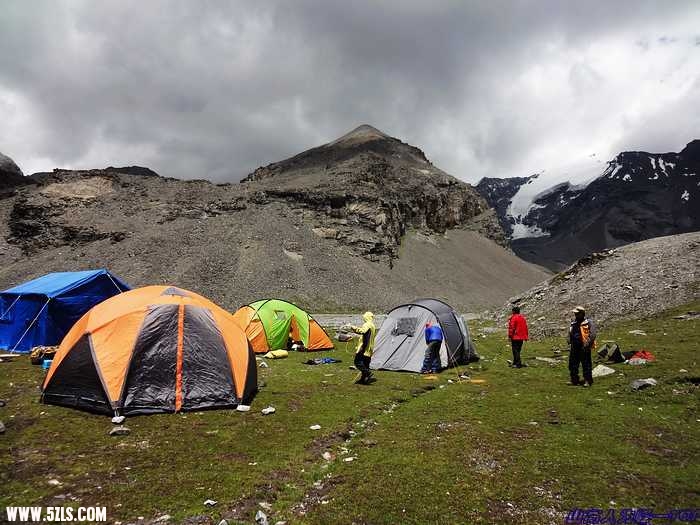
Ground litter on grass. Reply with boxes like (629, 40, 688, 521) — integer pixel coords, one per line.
(254, 510, 268, 525)
(535, 357, 561, 364)
(592, 365, 616, 378)
(631, 378, 657, 391)
(304, 357, 342, 365)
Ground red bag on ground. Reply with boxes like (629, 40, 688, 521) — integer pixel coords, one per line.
(631, 350, 656, 361)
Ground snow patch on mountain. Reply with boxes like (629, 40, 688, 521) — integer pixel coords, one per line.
(507, 155, 605, 239)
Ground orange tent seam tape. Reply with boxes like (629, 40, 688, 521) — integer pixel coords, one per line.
(175, 304, 184, 411)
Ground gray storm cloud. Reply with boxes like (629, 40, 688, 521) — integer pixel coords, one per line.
(0, 0, 698, 183)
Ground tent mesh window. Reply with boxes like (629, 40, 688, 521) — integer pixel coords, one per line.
(273, 310, 288, 321)
(393, 317, 418, 336)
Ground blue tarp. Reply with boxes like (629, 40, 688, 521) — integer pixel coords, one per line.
(0, 270, 130, 353)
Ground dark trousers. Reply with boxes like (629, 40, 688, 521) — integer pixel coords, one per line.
(421, 340, 442, 372)
(569, 346, 593, 384)
(511, 339, 524, 367)
(354, 352, 372, 383)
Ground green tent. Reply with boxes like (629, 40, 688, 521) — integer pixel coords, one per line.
(233, 299, 334, 353)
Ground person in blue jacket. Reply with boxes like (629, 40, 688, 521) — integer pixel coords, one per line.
(421, 321, 443, 374)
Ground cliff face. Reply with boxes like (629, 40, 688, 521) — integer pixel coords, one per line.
(241, 125, 503, 262)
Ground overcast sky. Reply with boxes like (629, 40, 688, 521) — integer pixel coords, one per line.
(1, 1, 698, 183)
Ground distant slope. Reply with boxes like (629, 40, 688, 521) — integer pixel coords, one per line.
(0, 127, 548, 312)
(494, 232, 700, 333)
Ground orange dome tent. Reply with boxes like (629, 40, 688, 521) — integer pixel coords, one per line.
(42, 286, 257, 415)
(233, 299, 334, 353)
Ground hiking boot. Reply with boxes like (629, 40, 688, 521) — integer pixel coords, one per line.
(582, 383, 590, 388)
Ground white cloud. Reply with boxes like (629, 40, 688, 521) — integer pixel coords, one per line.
(0, 1, 697, 183)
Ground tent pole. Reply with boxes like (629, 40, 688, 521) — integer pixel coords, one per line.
(106, 273, 124, 294)
(10, 298, 51, 354)
(0, 295, 21, 319)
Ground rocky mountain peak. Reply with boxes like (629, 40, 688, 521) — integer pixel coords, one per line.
(680, 139, 700, 162)
(328, 124, 391, 146)
(238, 126, 503, 261)
(242, 124, 433, 184)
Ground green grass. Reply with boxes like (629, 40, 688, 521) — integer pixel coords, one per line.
(1, 303, 698, 524)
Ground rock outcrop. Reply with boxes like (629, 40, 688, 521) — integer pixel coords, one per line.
(0, 152, 28, 197)
(242, 125, 503, 262)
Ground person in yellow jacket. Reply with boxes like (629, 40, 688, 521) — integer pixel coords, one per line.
(351, 311, 377, 385)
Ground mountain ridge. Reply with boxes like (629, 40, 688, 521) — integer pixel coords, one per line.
(477, 140, 700, 270)
(0, 126, 547, 312)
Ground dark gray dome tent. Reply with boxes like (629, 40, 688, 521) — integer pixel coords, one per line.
(370, 298, 477, 373)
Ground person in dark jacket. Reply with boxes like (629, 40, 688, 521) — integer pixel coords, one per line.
(507, 306, 529, 368)
(420, 321, 444, 373)
(569, 306, 597, 387)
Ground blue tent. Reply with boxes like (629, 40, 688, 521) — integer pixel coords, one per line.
(0, 270, 130, 353)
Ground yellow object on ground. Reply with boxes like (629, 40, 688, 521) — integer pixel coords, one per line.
(263, 349, 289, 359)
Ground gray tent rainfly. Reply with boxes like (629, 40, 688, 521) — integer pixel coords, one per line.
(370, 298, 478, 373)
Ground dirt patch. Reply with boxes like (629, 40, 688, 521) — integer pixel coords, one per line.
(290, 474, 345, 517)
(222, 469, 294, 523)
(486, 500, 562, 525)
(627, 428, 689, 466)
(306, 427, 354, 459)
(39, 177, 115, 199)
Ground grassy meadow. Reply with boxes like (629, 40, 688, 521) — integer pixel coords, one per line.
(1, 303, 698, 524)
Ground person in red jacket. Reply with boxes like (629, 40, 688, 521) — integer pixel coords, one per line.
(508, 305, 529, 368)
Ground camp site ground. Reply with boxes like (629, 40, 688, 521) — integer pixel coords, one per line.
(1, 301, 698, 524)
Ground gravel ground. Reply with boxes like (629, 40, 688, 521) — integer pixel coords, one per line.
(491, 231, 700, 337)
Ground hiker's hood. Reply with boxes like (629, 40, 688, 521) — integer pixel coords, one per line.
(363, 311, 374, 322)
